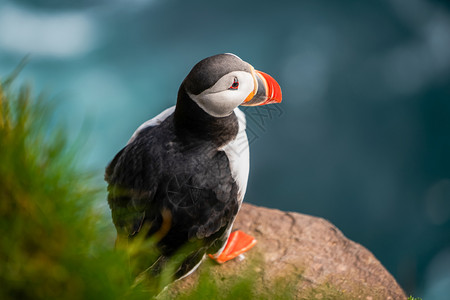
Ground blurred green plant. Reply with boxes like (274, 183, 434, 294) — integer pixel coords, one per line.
(0, 75, 148, 300)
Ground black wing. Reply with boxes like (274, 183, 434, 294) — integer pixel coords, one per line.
(105, 140, 159, 242)
(155, 147, 240, 254)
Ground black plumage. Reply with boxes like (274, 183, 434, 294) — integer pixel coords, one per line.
(103, 52, 287, 284)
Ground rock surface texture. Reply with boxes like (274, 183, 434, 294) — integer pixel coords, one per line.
(169, 203, 406, 299)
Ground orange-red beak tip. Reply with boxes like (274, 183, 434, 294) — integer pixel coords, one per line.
(258, 71, 282, 104)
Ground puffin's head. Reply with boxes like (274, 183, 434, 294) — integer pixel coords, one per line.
(181, 53, 282, 117)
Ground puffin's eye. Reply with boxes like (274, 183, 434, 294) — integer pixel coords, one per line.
(229, 77, 239, 90)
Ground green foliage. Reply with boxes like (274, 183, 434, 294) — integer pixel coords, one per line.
(407, 296, 422, 300)
(0, 77, 144, 300)
(157, 259, 292, 300)
(173, 264, 259, 300)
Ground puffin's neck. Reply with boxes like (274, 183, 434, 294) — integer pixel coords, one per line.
(174, 87, 239, 147)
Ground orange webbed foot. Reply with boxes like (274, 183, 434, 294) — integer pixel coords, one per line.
(209, 230, 257, 264)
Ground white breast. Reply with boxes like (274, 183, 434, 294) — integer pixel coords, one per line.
(220, 108, 250, 204)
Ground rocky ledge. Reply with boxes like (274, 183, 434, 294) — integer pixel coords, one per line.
(168, 203, 406, 299)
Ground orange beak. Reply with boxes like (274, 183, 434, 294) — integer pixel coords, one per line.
(241, 69, 282, 106)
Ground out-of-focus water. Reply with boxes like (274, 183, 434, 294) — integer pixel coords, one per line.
(1, 0, 450, 298)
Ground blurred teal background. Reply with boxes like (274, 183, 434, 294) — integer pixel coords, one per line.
(1, 0, 449, 298)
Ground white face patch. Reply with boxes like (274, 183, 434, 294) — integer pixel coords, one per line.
(188, 71, 255, 117)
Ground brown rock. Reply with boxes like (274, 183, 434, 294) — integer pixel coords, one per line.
(168, 203, 407, 299)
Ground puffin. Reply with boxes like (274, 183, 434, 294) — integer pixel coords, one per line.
(105, 53, 282, 286)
